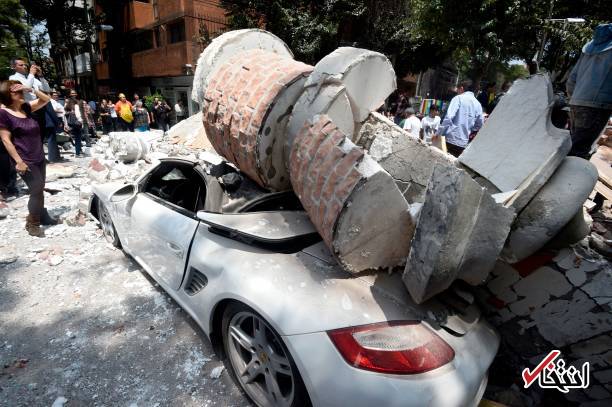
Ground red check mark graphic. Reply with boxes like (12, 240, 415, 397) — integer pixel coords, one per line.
(522, 350, 561, 388)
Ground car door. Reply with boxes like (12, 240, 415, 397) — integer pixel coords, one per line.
(128, 161, 206, 290)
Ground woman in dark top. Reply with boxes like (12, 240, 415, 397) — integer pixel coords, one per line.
(0, 80, 55, 237)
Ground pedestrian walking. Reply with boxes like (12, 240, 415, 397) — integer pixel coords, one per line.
(115, 93, 134, 131)
(566, 23, 612, 159)
(421, 105, 441, 143)
(109, 100, 118, 131)
(99, 99, 113, 134)
(152, 97, 171, 132)
(42, 93, 62, 162)
(133, 101, 150, 132)
(438, 80, 484, 157)
(64, 100, 84, 157)
(402, 107, 422, 139)
(0, 80, 59, 237)
(174, 99, 186, 123)
(68, 89, 92, 146)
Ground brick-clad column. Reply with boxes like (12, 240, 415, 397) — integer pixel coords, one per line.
(289, 114, 414, 272)
(202, 49, 312, 188)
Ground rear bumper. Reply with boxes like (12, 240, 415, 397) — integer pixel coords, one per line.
(283, 319, 499, 407)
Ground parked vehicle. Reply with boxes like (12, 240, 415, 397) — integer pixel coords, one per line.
(89, 156, 499, 407)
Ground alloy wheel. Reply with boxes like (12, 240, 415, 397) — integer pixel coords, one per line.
(227, 311, 295, 407)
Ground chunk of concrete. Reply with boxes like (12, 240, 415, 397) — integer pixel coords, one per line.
(545, 208, 593, 250)
(289, 114, 414, 272)
(403, 164, 515, 303)
(306, 47, 396, 124)
(459, 74, 572, 210)
(107, 132, 150, 163)
(192, 29, 293, 104)
(167, 112, 216, 152)
(286, 84, 354, 164)
(354, 112, 454, 204)
(502, 157, 598, 263)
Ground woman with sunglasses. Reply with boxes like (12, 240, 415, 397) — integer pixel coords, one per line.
(0, 80, 55, 237)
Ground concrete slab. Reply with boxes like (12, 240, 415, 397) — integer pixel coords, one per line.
(403, 164, 515, 303)
(502, 157, 598, 263)
(354, 112, 455, 204)
(458, 74, 572, 210)
(306, 47, 396, 125)
(192, 29, 293, 105)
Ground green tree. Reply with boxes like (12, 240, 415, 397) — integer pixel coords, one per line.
(0, 0, 27, 79)
(220, 0, 444, 76)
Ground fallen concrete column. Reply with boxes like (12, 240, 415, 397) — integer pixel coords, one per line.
(502, 157, 598, 263)
(458, 74, 572, 210)
(202, 49, 312, 189)
(192, 29, 293, 105)
(289, 114, 414, 272)
(403, 165, 515, 303)
(304, 47, 396, 135)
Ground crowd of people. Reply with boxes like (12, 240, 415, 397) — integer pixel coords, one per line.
(0, 56, 192, 233)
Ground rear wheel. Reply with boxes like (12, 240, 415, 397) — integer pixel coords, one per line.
(221, 303, 310, 407)
(97, 199, 121, 248)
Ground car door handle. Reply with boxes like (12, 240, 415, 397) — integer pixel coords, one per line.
(166, 242, 184, 258)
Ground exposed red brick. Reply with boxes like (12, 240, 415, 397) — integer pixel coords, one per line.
(512, 251, 556, 277)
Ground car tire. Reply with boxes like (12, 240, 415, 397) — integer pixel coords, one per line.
(97, 199, 121, 248)
(221, 302, 311, 407)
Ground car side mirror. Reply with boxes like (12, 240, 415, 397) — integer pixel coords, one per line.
(109, 183, 138, 203)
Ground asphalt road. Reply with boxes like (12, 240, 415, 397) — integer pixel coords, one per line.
(0, 158, 249, 407)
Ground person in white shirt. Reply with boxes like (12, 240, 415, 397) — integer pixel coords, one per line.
(402, 107, 422, 139)
(421, 105, 441, 143)
(9, 59, 50, 102)
(174, 100, 186, 123)
(50, 91, 65, 120)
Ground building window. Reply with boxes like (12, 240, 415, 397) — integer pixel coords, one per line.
(168, 20, 185, 44)
(153, 0, 158, 19)
(132, 30, 154, 52)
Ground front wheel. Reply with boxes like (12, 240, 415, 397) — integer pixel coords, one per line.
(97, 199, 121, 248)
(222, 303, 310, 407)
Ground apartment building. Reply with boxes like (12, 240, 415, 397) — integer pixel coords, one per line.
(95, 0, 228, 115)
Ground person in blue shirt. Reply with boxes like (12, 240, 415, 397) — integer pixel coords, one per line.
(438, 80, 484, 157)
(566, 23, 612, 159)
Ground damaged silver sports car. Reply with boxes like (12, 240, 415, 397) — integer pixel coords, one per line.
(89, 156, 499, 407)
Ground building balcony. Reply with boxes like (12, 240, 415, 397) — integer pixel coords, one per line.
(124, 0, 155, 31)
(131, 41, 195, 78)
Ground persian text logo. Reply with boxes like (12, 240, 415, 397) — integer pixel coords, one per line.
(522, 350, 590, 393)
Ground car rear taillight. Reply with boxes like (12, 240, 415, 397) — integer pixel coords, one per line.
(327, 321, 454, 374)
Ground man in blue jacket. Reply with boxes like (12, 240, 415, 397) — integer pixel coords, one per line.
(566, 23, 612, 159)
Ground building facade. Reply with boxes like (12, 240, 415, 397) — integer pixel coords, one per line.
(95, 0, 228, 116)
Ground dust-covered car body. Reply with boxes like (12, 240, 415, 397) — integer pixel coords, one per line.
(89, 157, 499, 407)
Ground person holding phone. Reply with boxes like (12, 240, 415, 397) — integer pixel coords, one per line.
(0, 80, 56, 237)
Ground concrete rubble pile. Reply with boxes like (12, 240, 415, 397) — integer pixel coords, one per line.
(189, 28, 599, 303)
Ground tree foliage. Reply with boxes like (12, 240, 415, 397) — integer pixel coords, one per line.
(0, 0, 27, 79)
(221, 0, 610, 88)
(220, 0, 446, 76)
